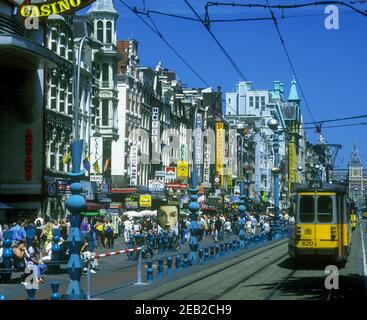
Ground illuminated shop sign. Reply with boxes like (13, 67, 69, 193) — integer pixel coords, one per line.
(19, 0, 96, 18)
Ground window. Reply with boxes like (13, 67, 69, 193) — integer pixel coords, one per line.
(102, 100, 109, 126)
(261, 96, 266, 111)
(106, 21, 112, 43)
(249, 96, 254, 107)
(102, 64, 109, 82)
(299, 196, 314, 223)
(97, 20, 104, 42)
(255, 96, 260, 109)
(317, 196, 333, 223)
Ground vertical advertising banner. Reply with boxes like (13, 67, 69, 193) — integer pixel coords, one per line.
(203, 143, 211, 185)
(151, 107, 160, 164)
(216, 122, 225, 175)
(177, 161, 189, 179)
(195, 113, 203, 181)
(130, 145, 138, 186)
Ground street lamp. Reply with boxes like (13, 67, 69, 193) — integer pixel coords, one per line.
(62, 35, 101, 300)
(267, 117, 281, 239)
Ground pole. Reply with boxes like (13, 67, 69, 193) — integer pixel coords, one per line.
(87, 258, 91, 300)
(273, 129, 280, 237)
(137, 248, 142, 285)
(74, 36, 88, 141)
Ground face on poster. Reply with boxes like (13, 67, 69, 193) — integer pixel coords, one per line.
(157, 205, 179, 231)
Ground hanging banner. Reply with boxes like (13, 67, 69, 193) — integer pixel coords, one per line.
(216, 122, 225, 175)
(130, 145, 138, 186)
(195, 113, 203, 180)
(177, 161, 189, 178)
(151, 107, 160, 163)
(203, 143, 211, 184)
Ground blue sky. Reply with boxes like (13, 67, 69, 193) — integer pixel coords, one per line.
(82, 0, 367, 168)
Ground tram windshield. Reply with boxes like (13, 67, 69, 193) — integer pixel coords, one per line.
(317, 196, 333, 223)
(299, 196, 314, 223)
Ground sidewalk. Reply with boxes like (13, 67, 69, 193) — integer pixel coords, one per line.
(0, 233, 243, 300)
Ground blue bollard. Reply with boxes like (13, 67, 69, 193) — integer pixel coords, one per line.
(232, 240, 237, 252)
(220, 243, 224, 256)
(50, 282, 61, 300)
(229, 242, 232, 255)
(224, 242, 229, 255)
(176, 254, 181, 272)
(158, 235, 163, 254)
(158, 259, 164, 278)
(198, 249, 204, 265)
(146, 261, 153, 282)
(167, 256, 173, 276)
(237, 239, 241, 251)
(204, 248, 209, 262)
(183, 253, 189, 269)
(210, 246, 214, 260)
(1, 231, 13, 282)
(26, 288, 37, 300)
(215, 244, 220, 259)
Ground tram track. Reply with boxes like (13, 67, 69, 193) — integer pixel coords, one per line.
(130, 238, 289, 300)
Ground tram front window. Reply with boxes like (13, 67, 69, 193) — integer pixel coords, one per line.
(317, 196, 333, 223)
(299, 196, 314, 223)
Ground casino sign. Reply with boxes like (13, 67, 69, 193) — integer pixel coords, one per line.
(19, 0, 96, 18)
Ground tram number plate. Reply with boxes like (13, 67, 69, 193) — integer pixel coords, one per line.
(301, 240, 313, 247)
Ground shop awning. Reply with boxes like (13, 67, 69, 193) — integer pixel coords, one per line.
(0, 202, 12, 210)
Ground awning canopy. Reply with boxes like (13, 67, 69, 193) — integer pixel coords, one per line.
(0, 202, 12, 210)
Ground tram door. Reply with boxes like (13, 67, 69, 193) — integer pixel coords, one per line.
(298, 193, 336, 250)
(298, 194, 316, 248)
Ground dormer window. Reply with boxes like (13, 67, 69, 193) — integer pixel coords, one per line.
(106, 21, 112, 43)
(97, 20, 103, 42)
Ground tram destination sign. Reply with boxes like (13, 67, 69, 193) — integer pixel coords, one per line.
(19, 0, 96, 18)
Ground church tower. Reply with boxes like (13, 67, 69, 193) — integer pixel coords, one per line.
(348, 142, 363, 207)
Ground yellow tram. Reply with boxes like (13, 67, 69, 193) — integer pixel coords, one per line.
(288, 182, 352, 263)
(349, 201, 357, 231)
(363, 207, 367, 220)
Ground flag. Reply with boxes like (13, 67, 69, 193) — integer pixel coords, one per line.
(63, 150, 71, 164)
(83, 156, 91, 171)
(93, 159, 100, 174)
(103, 158, 110, 172)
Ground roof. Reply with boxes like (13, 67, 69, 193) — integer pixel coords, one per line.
(87, 0, 118, 15)
(291, 182, 347, 194)
(288, 77, 300, 101)
(349, 142, 362, 166)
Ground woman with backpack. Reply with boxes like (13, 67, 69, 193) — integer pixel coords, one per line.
(94, 220, 105, 248)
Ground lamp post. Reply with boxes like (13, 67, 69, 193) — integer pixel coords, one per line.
(62, 35, 101, 300)
(267, 117, 281, 239)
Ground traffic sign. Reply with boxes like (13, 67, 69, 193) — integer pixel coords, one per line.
(90, 175, 103, 183)
(47, 182, 57, 197)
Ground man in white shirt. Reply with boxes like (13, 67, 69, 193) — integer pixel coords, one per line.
(123, 219, 133, 243)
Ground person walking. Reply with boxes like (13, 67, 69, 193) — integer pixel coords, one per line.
(224, 219, 232, 238)
(104, 220, 115, 249)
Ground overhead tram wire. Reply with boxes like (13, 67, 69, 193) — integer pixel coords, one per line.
(118, 0, 211, 88)
(264, 0, 316, 123)
(118, 1, 240, 115)
(303, 121, 367, 129)
(303, 114, 367, 124)
(205, 1, 367, 18)
(184, 0, 262, 99)
(125, 7, 358, 24)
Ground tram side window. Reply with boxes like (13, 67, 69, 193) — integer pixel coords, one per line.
(299, 196, 314, 223)
(317, 196, 333, 223)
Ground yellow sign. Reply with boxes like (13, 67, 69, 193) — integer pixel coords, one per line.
(216, 122, 225, 175)
(139, 195, 152, 207)
(177, 161, 189, 178)
(227, 168, 232, 189)
(19, 0, 96, 18)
